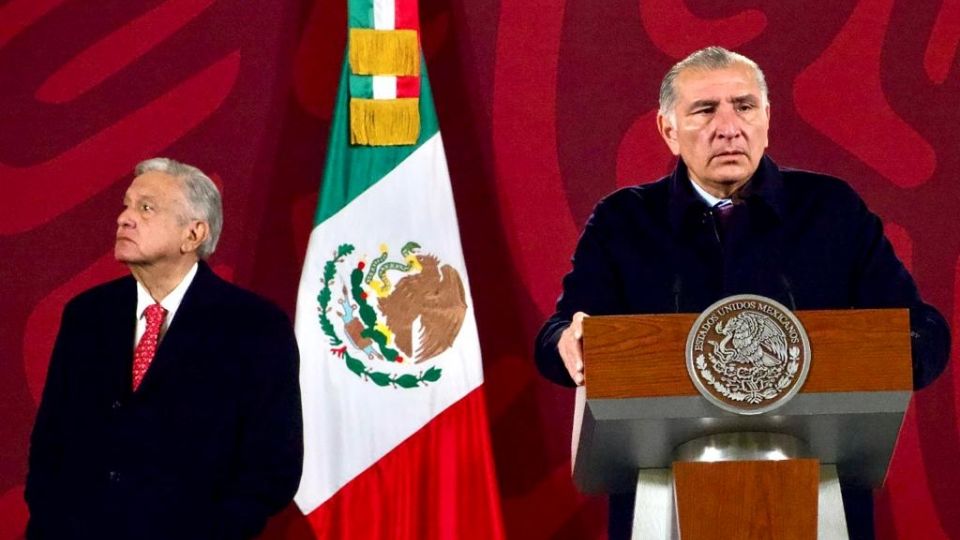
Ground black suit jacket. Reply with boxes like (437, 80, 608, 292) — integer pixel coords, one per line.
(534, 156, 950, 540)
(536, 156, 950, 388)
(26, 262, 303, 540)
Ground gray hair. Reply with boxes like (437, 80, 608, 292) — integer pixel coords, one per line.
(658, 46, 769, 123)
(134, 157, 223, 259)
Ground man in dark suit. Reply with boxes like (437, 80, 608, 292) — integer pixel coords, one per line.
(535, 47, 950, 539)
(26, 158, 303, 539)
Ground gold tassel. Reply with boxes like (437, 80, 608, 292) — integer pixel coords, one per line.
(349, 29, 420, 76)
(350, 98, 420, 146)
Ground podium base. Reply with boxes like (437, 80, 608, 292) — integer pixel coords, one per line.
(631, 464, 848, 539)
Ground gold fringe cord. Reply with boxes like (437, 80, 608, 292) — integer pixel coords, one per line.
(349, 29, 420, 76)
(350, 98, 420, 146)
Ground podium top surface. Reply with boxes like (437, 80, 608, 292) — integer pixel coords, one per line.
(582, 308, 912, 400)
(572, 308, 912, 493)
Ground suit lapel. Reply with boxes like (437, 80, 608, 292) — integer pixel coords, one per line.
(103, 277, 138, 396)
(135, 262, 221, 393)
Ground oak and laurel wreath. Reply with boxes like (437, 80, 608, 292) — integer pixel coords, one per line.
(695, 347, 800, 404)
(316, 243, 442, 388)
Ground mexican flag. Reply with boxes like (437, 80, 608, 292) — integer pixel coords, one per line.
(292, 2, 505, 538)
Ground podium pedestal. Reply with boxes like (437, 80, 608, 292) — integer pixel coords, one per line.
(629, 433, 849, 539)
(632, 463, 848, 539)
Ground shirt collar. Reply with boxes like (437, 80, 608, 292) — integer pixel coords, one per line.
(667, 154, 786, 233)
(689, 178, 730, 207)
(135, 262, 199, 322)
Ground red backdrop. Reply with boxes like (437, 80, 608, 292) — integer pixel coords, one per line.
(1, 0, 958, 538)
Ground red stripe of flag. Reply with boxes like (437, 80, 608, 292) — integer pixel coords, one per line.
(394, 0, 419, 30)
(304, 388, 505, 539)
(397, 75, 421, 98)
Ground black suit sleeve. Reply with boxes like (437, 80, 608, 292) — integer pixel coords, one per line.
(213, 308, 303, 540)
(534, 197, 628, 387)
(848, 188, 950, 389)
(25, 300, 78, 539)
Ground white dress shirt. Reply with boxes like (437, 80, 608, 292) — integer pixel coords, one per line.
(134, 262, 198, 347)
(689, 178, 732, 208)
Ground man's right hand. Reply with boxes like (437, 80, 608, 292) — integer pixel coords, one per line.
(558, 312, 589, 386)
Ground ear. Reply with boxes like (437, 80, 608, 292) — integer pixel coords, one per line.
(181, 221, 209, 254)
(762, 103, 771, 149)
(657, 113, 681, 156)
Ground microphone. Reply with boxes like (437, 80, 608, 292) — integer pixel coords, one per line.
(779, 273, 798, 311)
(704, 208, 722, 245)
(673, 274, 683, 313)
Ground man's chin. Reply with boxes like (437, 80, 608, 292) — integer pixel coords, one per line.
(114, 246, 140, 264)
(709, 164, 756, 185)
(699, 173, 752, 197)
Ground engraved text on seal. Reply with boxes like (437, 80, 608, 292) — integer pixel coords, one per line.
(685, 295, 811, 415)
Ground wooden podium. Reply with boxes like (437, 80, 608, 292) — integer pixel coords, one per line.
(573, 309, 912, 539)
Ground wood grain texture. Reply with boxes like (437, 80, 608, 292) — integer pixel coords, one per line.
(583, 309, 911, 399)
(673, 459, 820, 540)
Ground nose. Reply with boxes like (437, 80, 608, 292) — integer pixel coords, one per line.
(713, 106, 743, 140)
(117, 206, 135, 228)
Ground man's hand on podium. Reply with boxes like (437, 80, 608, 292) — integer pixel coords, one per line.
(558, 311, 589, 386)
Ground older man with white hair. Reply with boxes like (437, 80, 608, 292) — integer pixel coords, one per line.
(26, 158, 303, 539)
(535, 47, 950, 539)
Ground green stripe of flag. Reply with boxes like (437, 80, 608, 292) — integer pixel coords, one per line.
(349, 74, 373, 98)
(348, 0, 373, 29)
(314, 57, 439, 226)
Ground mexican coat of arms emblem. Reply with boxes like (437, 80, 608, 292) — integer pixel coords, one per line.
(316, 241, 467, 389)
(685, 294, 812, 415)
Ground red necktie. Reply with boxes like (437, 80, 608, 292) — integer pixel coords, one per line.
(133, 303, 167, 390)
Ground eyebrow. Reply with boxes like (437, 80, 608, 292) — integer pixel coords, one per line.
(123, 193, 157, 204)
(731, 94, 760, 105)
(687, 94, 760, 111)
(688, 99, 720, 111)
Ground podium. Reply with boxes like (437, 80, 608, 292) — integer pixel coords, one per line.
(573, 309, 912, 539)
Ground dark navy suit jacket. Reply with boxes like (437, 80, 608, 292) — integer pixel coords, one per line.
(535, 156, 950, 539)
(26, 261, 303, 539)
(536, 156, 950, 389)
